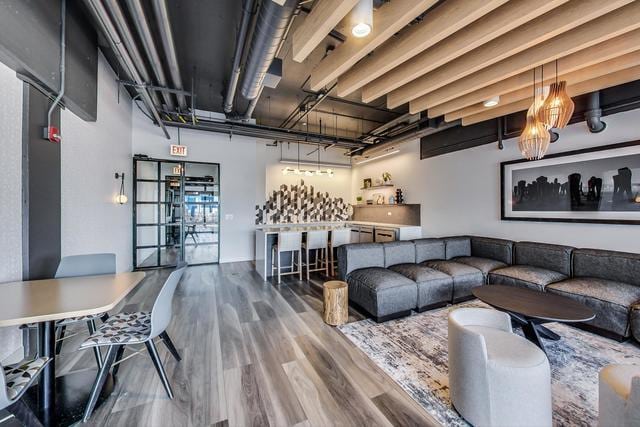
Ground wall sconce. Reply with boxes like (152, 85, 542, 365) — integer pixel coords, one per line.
(115, 172, 128, 205)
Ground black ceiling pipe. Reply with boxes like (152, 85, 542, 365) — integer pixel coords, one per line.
(240, 0, 297, 100)
(585, 91, 607, 133)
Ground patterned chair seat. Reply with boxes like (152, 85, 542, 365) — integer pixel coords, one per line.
(80, 312, 151, 348)
(4, 357, 50, 400)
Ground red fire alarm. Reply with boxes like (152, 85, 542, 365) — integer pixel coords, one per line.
(42, 126, 61, 143)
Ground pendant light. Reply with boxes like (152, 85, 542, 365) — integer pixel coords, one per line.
(351, 0, 373, 38)
(537, 60, 575, 128)
(519, 67, 550, 160)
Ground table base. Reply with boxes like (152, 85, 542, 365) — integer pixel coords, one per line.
(25, 370, 115, 426)
(508, 311, 561, 355)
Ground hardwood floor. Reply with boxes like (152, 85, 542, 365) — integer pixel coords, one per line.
(53, 262, 439, 426)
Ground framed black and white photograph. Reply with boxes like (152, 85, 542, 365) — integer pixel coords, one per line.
(501, 140, 640, 224)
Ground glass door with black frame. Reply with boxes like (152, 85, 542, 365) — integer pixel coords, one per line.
(133, 157, 220, 269)
(182, 162, 220, 265)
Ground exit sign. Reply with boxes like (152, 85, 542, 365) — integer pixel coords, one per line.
(170, 144, 188, 157)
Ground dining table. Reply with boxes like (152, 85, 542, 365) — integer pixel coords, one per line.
(0, 271, 146, 426)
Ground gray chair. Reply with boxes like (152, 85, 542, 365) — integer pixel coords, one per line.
(448, 308, 552, 427)
(0, 356, 51, 426)
(328, 228, 351, 277)
(81, 263, 187, 423)
(24, 253, 116, 367)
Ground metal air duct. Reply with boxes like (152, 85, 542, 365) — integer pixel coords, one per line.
(224, 0, 255, 114)
(585, 91, 607, 133)
(240, 0, 297, 100)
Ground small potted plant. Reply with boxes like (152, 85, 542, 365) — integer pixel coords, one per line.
(356, 195, 363, 205)
(382, 172, 392, 185)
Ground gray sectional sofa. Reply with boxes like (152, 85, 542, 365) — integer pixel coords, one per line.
(337, 236, 640, 342)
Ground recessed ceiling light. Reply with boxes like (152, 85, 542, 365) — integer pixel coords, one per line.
(483, 96, 500, 107)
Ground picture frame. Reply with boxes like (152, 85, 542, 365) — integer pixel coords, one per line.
(500, 140, 640, 225)
(363, 178, 372, 188)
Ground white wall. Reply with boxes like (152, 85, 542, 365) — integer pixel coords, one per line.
(61, 53, 133, 273)
(263, 142, 352, 201)
(353, 109, 640, 253)
(0, 61, 24, 362)
(131, 110, 261, 263)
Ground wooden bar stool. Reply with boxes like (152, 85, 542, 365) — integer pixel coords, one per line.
(328, 228, 352, 277)
(272, 231, 303, 284)
(302, 230, 329, 281)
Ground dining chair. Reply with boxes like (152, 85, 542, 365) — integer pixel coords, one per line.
(0, 356, 51, 426)
(80, 262, 187, 423)
(328, 228, 352, 277)
(23, 254, 116, 367)
(302, 230, 329, 281)
(271, 231, 303, 284)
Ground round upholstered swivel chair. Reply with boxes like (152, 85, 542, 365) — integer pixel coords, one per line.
(448, 307, 552, 427)
(599, 364, 640, 426)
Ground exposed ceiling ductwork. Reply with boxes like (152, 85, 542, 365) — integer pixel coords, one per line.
(224, 0, 255, 114)
(585, 91, 607, 133)
(240, 0, 297, 101)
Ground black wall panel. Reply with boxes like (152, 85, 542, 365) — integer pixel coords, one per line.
(0, 0, 97, 121)
(22, 84, 61, 280)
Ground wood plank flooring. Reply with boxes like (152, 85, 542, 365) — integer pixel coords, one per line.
(52, 262, 439, 427)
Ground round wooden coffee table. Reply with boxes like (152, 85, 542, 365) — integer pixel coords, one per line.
(473, 285, 595, 354)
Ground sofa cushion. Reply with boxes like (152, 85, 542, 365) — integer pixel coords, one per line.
(383, 241, 416, 267)
(414, 238, 446, 263)
(347, 267, 417, 318)
(445, 236, 471, 260)
(338, 243, 384, 280)
(455, 256, 507, 278)
(514, 241, 573, 276)
(631, 304, 640, 343)
(389, 264, 453, 309)
(488, 265, 567, 292)
(423, 260, 484, 302)
(546, 278, 640, 338)
(573, 249, 640, 287)
(470, 237, 514, 265)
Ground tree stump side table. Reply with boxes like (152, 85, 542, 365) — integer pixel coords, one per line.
(323, 280, 348, 326)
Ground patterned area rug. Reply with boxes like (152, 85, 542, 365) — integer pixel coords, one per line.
(338, 301, 640, 426)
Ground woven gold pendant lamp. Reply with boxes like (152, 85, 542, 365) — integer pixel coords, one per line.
(537, 60, 575, 128)
(519, 67, 551, 160)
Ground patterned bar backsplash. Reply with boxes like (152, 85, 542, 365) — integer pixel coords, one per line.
(255, 179, 351, 224)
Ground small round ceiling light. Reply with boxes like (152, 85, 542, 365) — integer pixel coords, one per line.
(351, 0, 373, 38)
(483, 96, 500, 107)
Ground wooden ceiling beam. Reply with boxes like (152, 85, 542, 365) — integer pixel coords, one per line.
(292, 0, 359, 63)
(336, 0, 509, 97)
(404, 1, 640, 113)
(309, 0, 438, 92)
(386, 0, 634, 109)
(426, 29, 640, 117)
(446, 51, 640, 122)
(460, 66, 640, 126)
(359, 0, 568, 103)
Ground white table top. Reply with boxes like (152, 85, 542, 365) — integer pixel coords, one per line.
(0, 272, 146, 327)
